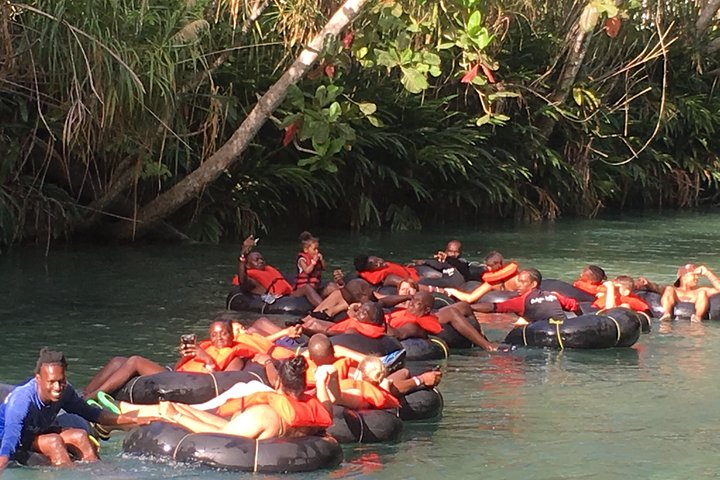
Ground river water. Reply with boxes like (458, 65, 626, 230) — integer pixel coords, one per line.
(1, 211, 720, 479)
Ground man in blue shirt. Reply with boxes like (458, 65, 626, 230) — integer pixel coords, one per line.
(0, 347, 150, 470)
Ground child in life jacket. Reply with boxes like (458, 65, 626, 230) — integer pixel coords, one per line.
(295, 231, 338, 298)
(593, 275, 651, 314)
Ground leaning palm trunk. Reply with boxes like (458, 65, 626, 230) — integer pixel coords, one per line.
(538, 23, 592, 139)
(114, 0, 371, 239)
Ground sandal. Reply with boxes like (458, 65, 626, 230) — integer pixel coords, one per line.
(308, 310, 331, 321)
(97, 391, 122, 415)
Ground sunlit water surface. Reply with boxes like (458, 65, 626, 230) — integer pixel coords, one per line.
(1, 211, 720, 479)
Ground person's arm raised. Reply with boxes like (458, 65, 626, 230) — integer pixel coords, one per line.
(699, 266, 720, 292)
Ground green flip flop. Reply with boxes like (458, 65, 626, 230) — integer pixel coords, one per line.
(86, 398, 104, 410)
(96, 391, 121, 415)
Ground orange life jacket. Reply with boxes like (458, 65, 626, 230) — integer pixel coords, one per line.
(481, 262, 519, 285)
(358, 261, 419, 285)
(385, 309, 443, 335)
(234, 333, 296, 360)
(592, 291, 650, 312)
(339, 378, 400, 409)
(246, 266, 293, 295)
(176, 340, 254, 373)
(573, 280, 606, 296)
(305, 356, 355, 387)
(215, 391, 332, 428)
(327, 318, 386, 339)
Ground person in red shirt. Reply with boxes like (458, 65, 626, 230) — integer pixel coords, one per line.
(83, 321, 252, 400)
(156, 356, 336, 439)
(472, 268, 581, 325)
(592, 275, 651, 314)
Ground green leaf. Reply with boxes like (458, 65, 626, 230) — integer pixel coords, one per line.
(422, 52, 441, 66)
(327, 102, 341, 122)
(391, 2, 403, 17)
(488, 91, 521, 100)
(376, 49, 399, 69)
(400, 67, 429, 93)
(467, 11, 482, 36)
(572, 88, 583, 106)
(437, 42, 454, 50)
(476, 114, 491, 126)
(367, 115, 384, 127)
(358, 102, 377, 115)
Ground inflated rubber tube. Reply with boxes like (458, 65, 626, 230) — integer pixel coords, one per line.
(226, 289, 312, 315)
(602, 307, 651, 333)
(478, 290, 518, 303)
(502, 308, 641, 349)
(330, 334, 403, 357)
(400, 337, 449, 361)
(327, 406, 402, 443)
(414, 265, 466, 288)
(540, 279, 596, 302)
(399, 388, 444, 421)
(114, 370, 267, 404)
(122, 422, 342, 473)
(436, 316, 485, 349)
(635, 291, 720, 320)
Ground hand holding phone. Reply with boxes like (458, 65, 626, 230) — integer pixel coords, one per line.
(179, 334, 197, 357)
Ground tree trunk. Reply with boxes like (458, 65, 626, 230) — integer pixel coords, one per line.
(696, 0, 720, 38)
(537, 22, 593, 139)
(114, 0, 371, 240)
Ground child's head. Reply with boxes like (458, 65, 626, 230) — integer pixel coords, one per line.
(484, 251, 504, 271)
(299, 231, 319, 254)
(613, 275, 635, 296)
(580, 265, 607, 284)
(231, 320, 247, 339)
(398, 279, 418, 296)
(357, 356, 386, 384)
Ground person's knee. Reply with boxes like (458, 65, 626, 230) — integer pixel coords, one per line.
(63, 429, 93, 448)
(38, 434, 69, 463)
(127, 355, 146, 366)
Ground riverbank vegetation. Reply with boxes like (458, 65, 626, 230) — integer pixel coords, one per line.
(1, 0, 719, 249)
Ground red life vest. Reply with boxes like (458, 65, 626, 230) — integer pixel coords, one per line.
(247, 266, 293, 296)
(327, 317, 386, 339)
(481, 262, 519, 285)
(176, 340, 255, 373)
(358, 261, 419, 285)
(386, 309, 443, 335)
(216, 391, 332, 428)
(339, 378, 400, 409)
(295, 252, 323, 290)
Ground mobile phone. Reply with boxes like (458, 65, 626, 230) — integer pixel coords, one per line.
(180, 333, 196, 347)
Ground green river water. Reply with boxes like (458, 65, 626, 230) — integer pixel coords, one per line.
(1, 211, 720, 479)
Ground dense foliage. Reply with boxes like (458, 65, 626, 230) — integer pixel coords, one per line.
(0, 0, 718, 248)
